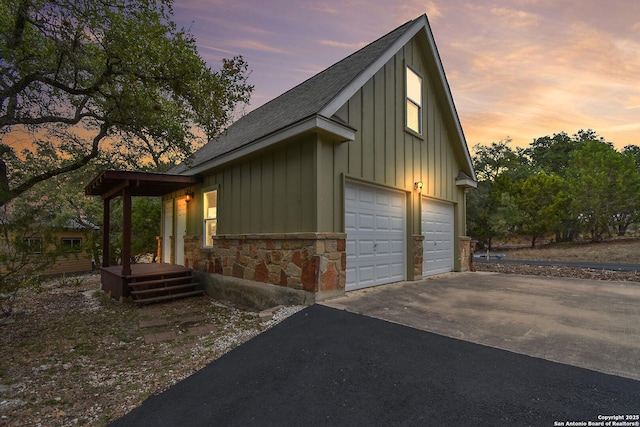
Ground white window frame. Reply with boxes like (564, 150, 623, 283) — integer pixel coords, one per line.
(203, 189, 218, 247)
(406, 66, 423, 135)
(23, 237, 43, 254)
(61, 237, 82, 253)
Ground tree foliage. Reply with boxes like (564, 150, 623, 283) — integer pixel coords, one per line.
(467, 140, 529, 249)
(513, 173, 569, 248)
(468, 130, 640, 247)
(0, 191, 61, 318)
(471, 139, 531, 182)
(0, 0, 253, 205)
(566, 141, 640, 241)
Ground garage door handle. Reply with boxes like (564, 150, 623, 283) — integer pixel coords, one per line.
(374, 242, 378, 252)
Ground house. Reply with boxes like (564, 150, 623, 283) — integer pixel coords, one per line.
(86, 14, 476, 307)
(45, 219, 98, 275)
(10, 219, 97, 276)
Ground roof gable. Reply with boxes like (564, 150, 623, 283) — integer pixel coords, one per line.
(176, 15, 475, 181)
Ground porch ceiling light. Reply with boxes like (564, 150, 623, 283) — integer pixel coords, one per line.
(414, 181, 423, 192)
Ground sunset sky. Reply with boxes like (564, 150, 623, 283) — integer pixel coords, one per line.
(172, 0, 640, 151)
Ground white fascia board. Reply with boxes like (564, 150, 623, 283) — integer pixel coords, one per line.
(456, 177, 477, 189)
(315, 115, 357, 141)
(421, 23, 477, 182)
(184, 115, 355, 176)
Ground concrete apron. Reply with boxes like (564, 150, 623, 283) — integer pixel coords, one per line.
(322, 271, 640, 381)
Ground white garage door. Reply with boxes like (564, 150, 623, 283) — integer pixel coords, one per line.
(422, 198, 454, 276)
(345, 182, 406, 291)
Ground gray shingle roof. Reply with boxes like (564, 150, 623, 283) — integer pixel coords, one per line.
(172, 16, 419, 174)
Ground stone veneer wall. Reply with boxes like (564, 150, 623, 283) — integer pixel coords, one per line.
(412, 235, 425, 280)
(459, 236, 471, 272)
(183, 233, 347, 294)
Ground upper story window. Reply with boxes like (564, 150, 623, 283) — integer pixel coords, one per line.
(203, 190, 217, 247)
(406, 66, 423, 134)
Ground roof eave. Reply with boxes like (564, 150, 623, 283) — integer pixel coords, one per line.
(456, 177, 477, 189)
(183, 115, 356, 176)
(85, 170, 201, 198)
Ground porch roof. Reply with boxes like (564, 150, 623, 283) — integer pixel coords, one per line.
(85, 170, 201, 200)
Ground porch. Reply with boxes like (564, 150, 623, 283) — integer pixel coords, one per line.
(86, 170, 204, 304)
(101, 263, 204, 304)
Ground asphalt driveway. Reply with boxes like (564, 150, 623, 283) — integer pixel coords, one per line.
(112, 303, 640, 427)
(323, 271, 640, 381)
(111, 272, 640, 426)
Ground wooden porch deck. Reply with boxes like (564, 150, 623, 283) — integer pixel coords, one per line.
(102, 263, 191, 278)
(101, 263, 204, 303)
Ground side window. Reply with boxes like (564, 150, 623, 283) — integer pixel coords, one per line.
(203, 190, 217, 247)
(62, 238, 82, 253)
(22, 237, 43, 254)
(406, 66, 423, 134)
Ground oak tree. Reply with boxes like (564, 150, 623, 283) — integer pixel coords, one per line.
(0, 0, 253, 206)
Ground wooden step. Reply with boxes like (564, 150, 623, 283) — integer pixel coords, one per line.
(129, 275, 194, 289)
(133, 289, 205, 304)
(131, 282, 201, 296)
(126, 270, 191, 280)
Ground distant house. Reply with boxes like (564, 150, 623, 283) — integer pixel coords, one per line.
(16, 219, 97, 276)
(87, 14, 476, 307)
(46, 219, 98, 275)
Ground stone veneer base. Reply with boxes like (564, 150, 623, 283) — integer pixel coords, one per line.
(184, 232, 347, 308)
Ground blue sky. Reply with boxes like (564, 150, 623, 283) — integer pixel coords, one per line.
(172, 0, 640, 150)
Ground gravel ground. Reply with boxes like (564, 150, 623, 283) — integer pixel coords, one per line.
(474, 261, 640, 282)
(0, 274, 303, 426)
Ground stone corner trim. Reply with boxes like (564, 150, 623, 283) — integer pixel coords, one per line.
(184, 233, 346, 294)
(459, 236, 472, 271)
(412, 234, 424, 280)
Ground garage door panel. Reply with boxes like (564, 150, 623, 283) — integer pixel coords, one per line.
(358, 213, 375, 230)
(357, 240, 376, 256)
(375, 215, 390, 230)
(390, 239, 404, 254)
(345, 212, 357, 230)
(390, 262, 404, 277)
(375, 264, 390, 279)
(375, 240, 389, 253)
(358, 188, 375, 204)
(346, 182, 406, 291)
(359, 266, 374, 281)
(376, 192, 390, 206)
(422, 198, 454, 276)
(346, 241, 356, 259)
(390, 217, 403, 231)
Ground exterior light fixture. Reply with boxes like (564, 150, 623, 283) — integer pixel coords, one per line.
(414, 181, 423, 192)
(185, 192, 193, 202)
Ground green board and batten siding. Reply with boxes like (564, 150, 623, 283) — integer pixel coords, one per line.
(186, 134, 318, 236)
(319, 37, 467, 237)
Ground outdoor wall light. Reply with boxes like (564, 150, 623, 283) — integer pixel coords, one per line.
(185, 192, 193, 202)
(414, 181, 423, 192)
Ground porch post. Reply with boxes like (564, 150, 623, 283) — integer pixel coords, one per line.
(122, 186, 132, 276)
(102, 198, 110, 267)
